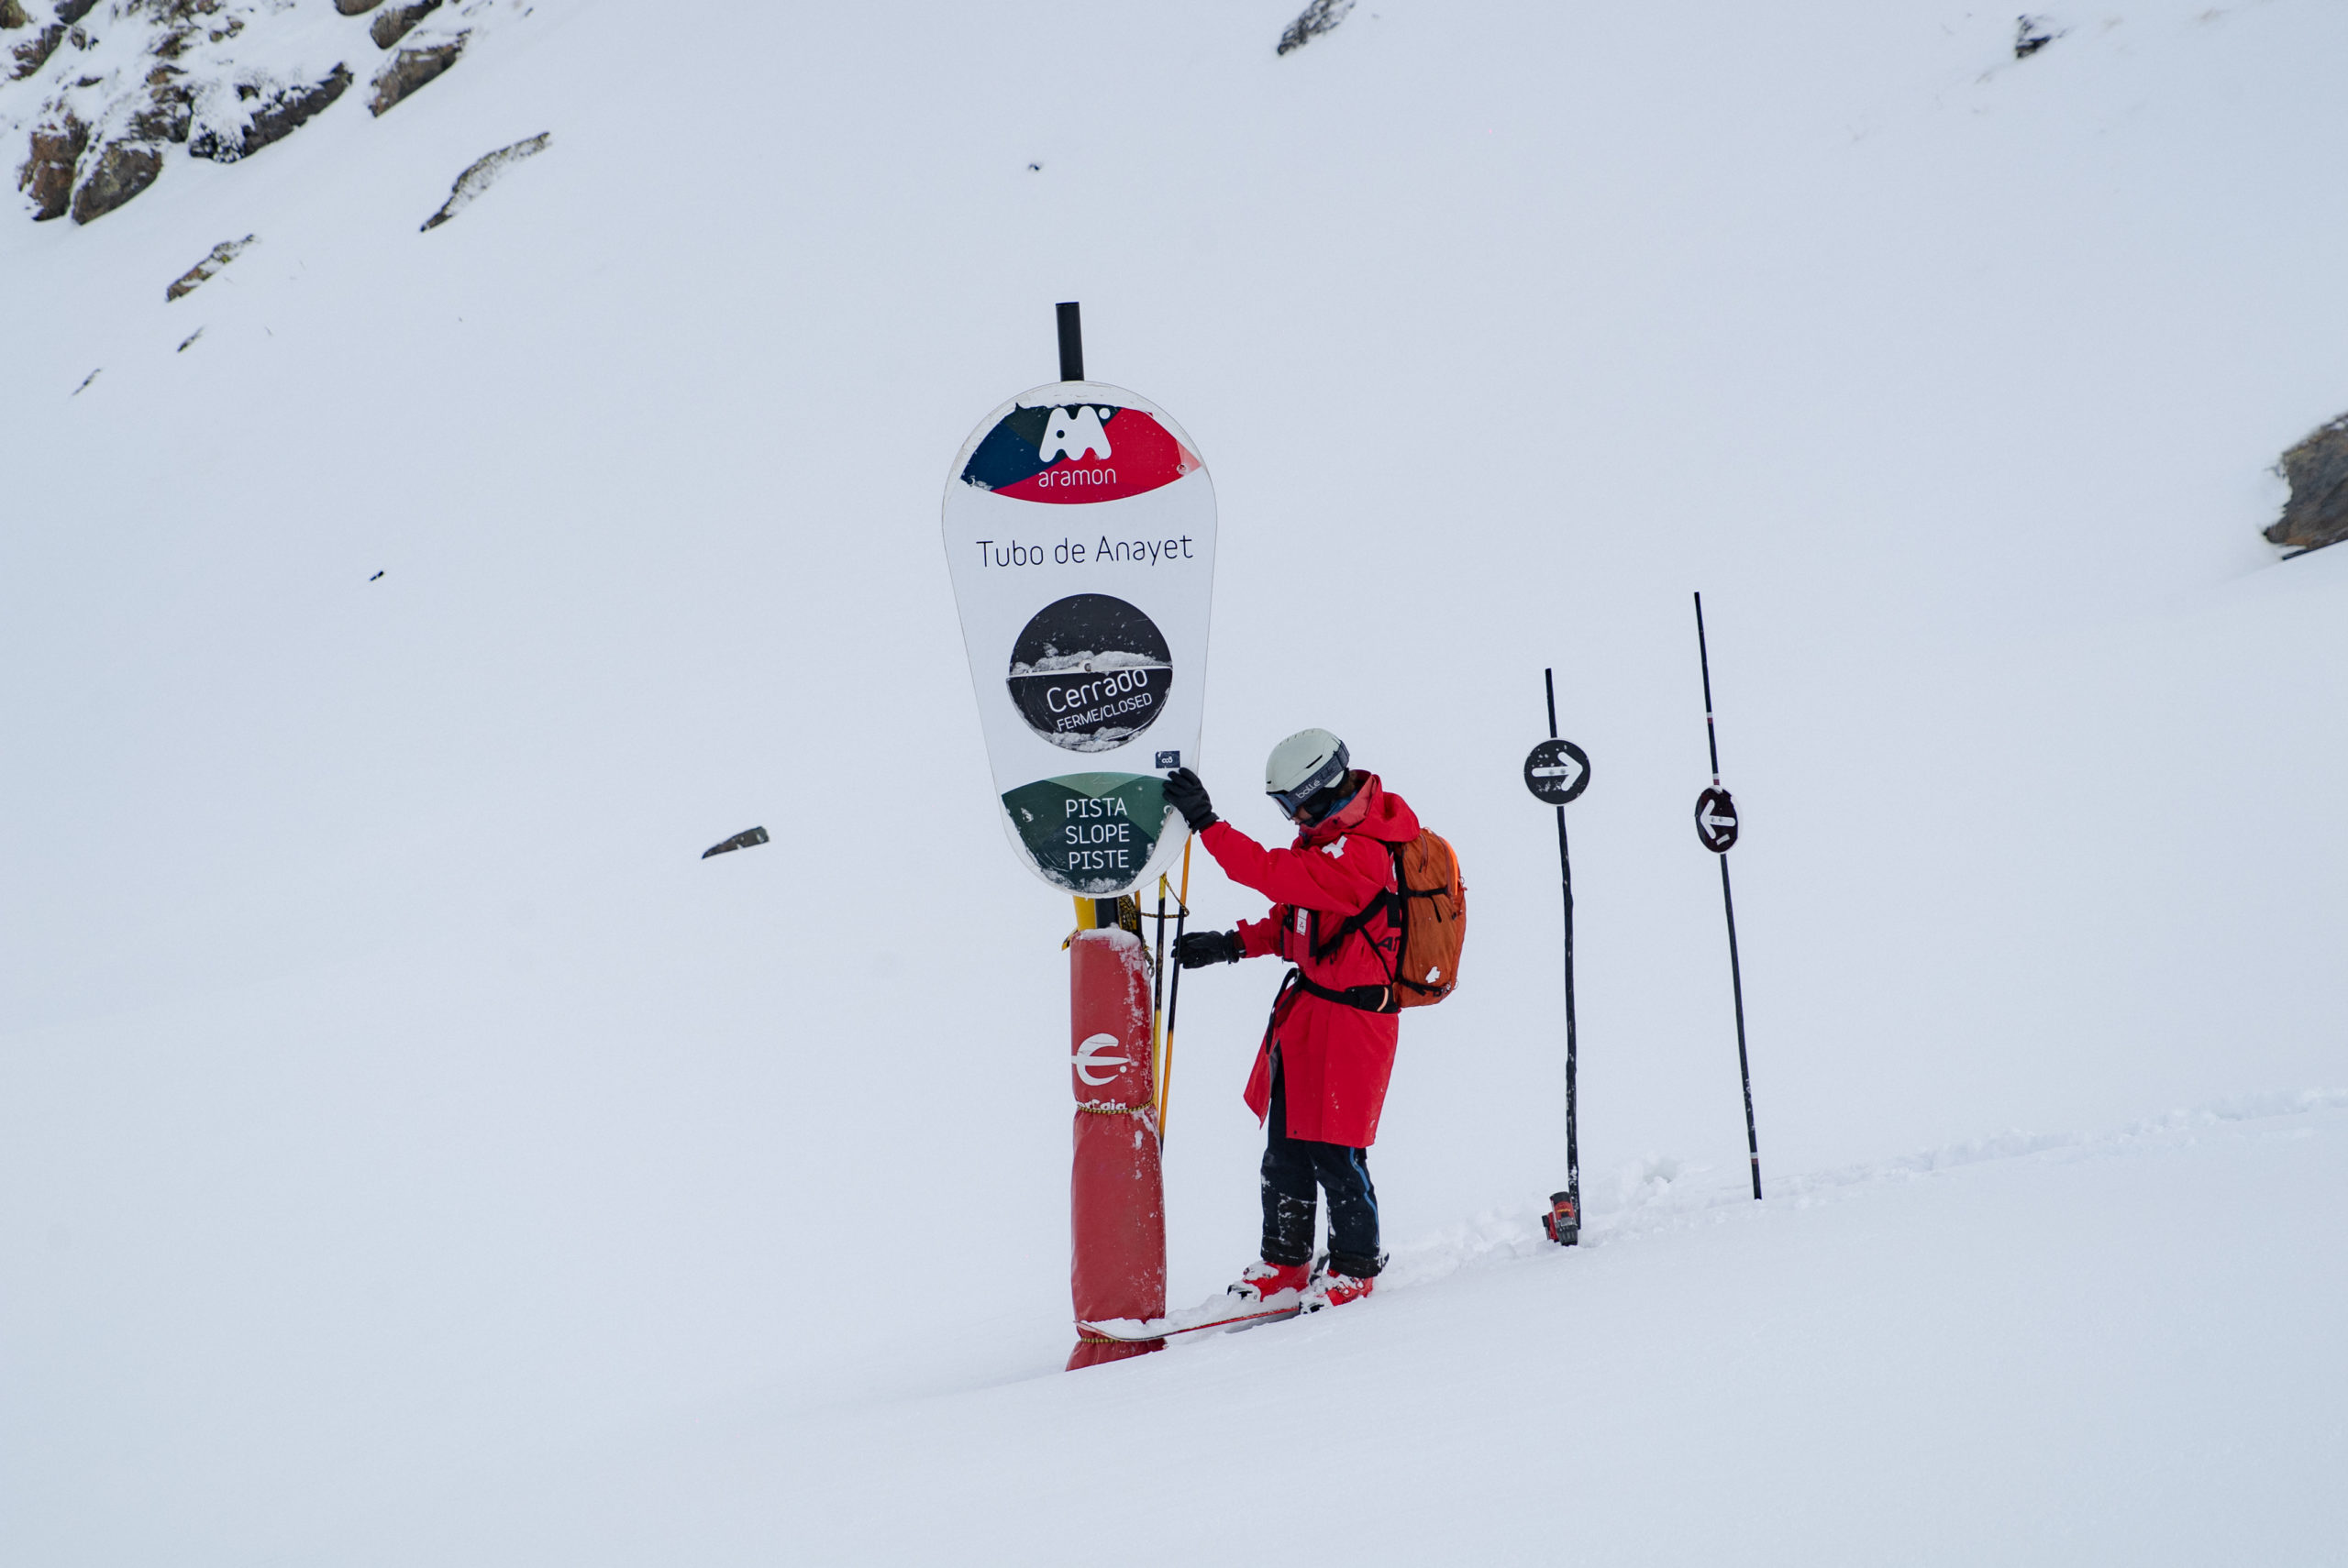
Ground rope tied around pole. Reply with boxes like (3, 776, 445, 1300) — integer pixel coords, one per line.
(1074, 1099, 1157, 1125)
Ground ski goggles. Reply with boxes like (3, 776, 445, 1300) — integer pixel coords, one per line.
(1268, 749, 1350, 821)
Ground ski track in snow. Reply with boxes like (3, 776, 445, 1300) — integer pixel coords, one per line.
(1336, 1087, 2348, 1313)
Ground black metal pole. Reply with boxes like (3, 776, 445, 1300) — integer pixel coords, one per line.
(1545, 668, 1580, 1242)
(1693, 592, 1762, 1200)
(1695, 592, 1722, 781)
(1057, 302, 1084, 381)
(1718, 857, 1759, 1199)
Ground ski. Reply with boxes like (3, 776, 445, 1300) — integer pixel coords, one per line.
(1080, 1296, 1305, 1342)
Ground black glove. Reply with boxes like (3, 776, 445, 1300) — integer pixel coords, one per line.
(1177, 930, 1243, 968)
(1162, 767, 1218, 832)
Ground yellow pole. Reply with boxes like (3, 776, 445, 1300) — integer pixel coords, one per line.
(1149, 874, 1169, 1115)
(1157, 836, 1195, 1135)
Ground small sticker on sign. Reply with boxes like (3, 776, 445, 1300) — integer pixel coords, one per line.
(1156, 750, 1180, 768)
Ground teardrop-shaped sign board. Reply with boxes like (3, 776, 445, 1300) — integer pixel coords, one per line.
(943, 382, 1217, 897)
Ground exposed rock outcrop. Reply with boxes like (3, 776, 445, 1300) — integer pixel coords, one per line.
(127, 70, 194, 145)
(369, 0, 439, 50)
(7, 19, 61, 81)
(165, 232, 255, 300)
(8, 0, 505, 226)
(16, 111, 86, 220)
(71, 138, 161, 224)
(189, 63, 349, 161)
(421, 130, 547, 229)
(368, 34, 461, 116)
(2265, 415, 2348, 553)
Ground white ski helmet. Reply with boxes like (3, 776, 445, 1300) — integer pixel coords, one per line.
(1265, 728, 1351, 821)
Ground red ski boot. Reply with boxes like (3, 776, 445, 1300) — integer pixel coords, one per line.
(1227, 1259, 1312, 1305)
(1300, 1270, 1375, 1312)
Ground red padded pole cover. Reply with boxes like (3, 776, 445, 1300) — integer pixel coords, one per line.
(1066, 927, 1166, 1368)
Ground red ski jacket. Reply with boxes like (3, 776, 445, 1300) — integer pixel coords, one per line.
(1198, 773, 1421, 1149)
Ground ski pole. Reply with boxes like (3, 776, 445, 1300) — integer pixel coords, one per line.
(1692, 592, 1762, 1200)
(1150, 872, 1169, 1111)
(1157, 835, 1194, 1139)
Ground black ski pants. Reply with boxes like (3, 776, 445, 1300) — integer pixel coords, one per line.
(1260, 1055, 1382, 1278)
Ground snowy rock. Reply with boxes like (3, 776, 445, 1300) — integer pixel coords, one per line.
(13, 109, 82, 219)
(368, 0, 437, 51)
(187, 62, 349, 162)
(1277, 0, 1353, 56)
(420, 130, 546, 230)
(6, 19, 61, 80)
(3, 0, 516, 226)
(367, 34, 460, 116)
(126, 69, 193, 146)
(2263, 414, 2348, 552)
(70, 136, 159, 224)
(2014, 15, 2065, 59)
(164, 231, 253, 301)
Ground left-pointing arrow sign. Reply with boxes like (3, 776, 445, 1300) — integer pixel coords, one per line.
(1694, 786, 1739, 854)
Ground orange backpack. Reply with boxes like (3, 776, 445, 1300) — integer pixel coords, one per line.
(1390, 830, 1467, 1007)
(1309, 828, 1468, 1009)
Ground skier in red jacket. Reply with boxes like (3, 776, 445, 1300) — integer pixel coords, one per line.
(1162, 729, 1421, 1313)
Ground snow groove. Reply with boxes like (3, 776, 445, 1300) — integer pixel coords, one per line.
(1374, 1088, 2348, 1290)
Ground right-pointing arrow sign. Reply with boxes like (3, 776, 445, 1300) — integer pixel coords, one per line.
(1694, 786, 1739, 854)
(1523, 738, 1591, 805)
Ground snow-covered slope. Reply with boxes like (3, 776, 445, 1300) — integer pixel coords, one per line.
(5, 3, 2346, 1562)
(355, 1095, 2348, 1566)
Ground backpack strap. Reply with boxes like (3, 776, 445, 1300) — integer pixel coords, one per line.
(1311, 841, 1408, 967)
(1286, 967, 1401, 1015)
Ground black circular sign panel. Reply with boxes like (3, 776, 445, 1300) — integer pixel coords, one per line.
(1005, 593, 1174, 754)
(1695, 786, 1739, 854)
(1523, 739, 1591, 805)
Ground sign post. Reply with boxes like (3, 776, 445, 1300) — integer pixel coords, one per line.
(942, 304, 1217, 1365)
(1691, 592, 1762, 1200)
(1522, 671, 1589, 1246)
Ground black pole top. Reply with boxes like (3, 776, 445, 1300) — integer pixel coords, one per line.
(1694, 591, 1722, 781)
(1057, 302, 1084, 382)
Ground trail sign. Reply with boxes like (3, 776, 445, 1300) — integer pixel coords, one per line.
(943, 379, 1217, 897)
(1694, 786, 1739, 854)
(1530, 672, 1585, 1247)
(1522, 739, 1590, 805)
(1691, 593, 1761, 1201)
